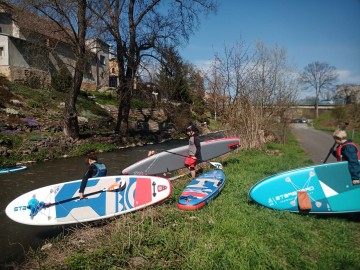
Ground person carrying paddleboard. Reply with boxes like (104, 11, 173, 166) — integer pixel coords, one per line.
(185, 125, 202, 179)
(79, 151, 107, 199)
(331, 129, 360, 185)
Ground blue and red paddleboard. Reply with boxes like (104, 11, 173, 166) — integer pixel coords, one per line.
(249, 161, 360, 214)
(178, 170, 226, 211)
(6, 175, 172, 225)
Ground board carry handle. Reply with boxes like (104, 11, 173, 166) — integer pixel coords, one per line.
(164, 150, 223, 170)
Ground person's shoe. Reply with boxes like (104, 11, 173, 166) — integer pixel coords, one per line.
(352, 180, 360, 185)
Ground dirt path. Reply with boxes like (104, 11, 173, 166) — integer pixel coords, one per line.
(291, 123, 337, 164)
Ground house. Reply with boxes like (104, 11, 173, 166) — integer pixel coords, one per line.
(0, 4, 109, 90)
(109, 58, 119, 88)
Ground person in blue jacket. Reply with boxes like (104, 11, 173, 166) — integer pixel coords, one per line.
(332, 129, 360, 185)
(79, 152, 107, 199)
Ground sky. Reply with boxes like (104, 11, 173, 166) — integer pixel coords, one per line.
(180, 0, 360, 86)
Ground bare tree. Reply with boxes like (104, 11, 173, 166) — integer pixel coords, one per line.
(300, 61, 338, 118)
(88, 0, 217, 135)
(13, 0, 90, 139)
(207, 41, 298, 147)
(204, 56, 228, 121)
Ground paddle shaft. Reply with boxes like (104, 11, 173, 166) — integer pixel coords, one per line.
(323, 141, 336, 164)
(45, 182, 126, 207)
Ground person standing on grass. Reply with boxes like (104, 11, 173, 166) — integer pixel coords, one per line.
(79, 151, 107, 199)
(332, 129, 360, 185)
(185, 125, 202, 179)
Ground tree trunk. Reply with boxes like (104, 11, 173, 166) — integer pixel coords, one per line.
(63, 0, 87, 139)
(63, 65, 83, 139)
(115, 83, 131, 135)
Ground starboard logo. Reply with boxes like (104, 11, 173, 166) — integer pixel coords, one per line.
(275, 186, 315, 201)
(157, 185, 167, 192)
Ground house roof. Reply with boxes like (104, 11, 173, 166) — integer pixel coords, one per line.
(1, 3, 75, 45)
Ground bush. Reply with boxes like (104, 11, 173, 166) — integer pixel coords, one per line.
(131, 98, 150, 109)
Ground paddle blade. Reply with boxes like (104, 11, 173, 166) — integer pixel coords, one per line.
(107, 181, 126, 191)
(209, 162, 223, 170)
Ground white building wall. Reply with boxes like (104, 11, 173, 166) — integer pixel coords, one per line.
(0, 35, 9, 66)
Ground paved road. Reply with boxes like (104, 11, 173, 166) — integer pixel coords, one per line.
(291, 123, 337, 164)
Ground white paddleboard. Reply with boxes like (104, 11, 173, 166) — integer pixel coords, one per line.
(5, 175, 172, 226)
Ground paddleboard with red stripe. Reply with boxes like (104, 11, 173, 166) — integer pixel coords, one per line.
(178, 170, 226, 211)
(122, 137, 239, 175)
(5, 175, 172, 226)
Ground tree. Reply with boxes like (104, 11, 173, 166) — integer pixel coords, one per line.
(88, 0, 217, 134)
(13, 0, 90, 139)
(157, 47, 191, 103)
(188, 66, 207, 117)
(204, 56, 228, 121)
(206, 41, 298, 147)
(300, 61, 338, 118)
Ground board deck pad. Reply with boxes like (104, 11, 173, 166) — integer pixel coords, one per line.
(178, 169, 226, 210)
(122, 137, 239, 175)
(6, 175, 172, 226)
(249, 161, 360, 213)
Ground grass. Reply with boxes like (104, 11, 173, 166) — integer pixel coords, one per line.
(21, 132, 360, 270)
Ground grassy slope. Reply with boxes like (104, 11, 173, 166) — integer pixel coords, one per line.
(23, 134, 360, 270)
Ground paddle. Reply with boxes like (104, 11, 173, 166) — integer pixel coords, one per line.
(44, 180, 126, 207)
(323, 142, 337, 164)
(323, 122, 349, 164)
(163, 150, 223, 169)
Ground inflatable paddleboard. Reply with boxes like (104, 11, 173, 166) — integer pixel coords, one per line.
(5, 175, 172, 226)
(0, 165, 27, 174)
(249, 161, 360, 213)
(178, 169, 225, 210)
(122, 137, 239, 175)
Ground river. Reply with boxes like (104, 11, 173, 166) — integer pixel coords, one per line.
(0, 133, 223, 268)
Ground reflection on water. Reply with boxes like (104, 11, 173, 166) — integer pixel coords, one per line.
(0, 133, 223, 266)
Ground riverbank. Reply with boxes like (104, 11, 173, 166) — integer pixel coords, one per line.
(16, 132, 360, 269)
(1, 76, 217, 167)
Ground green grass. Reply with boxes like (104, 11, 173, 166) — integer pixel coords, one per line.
(88, 91, 118, 106)
(22, 133, 360, 270)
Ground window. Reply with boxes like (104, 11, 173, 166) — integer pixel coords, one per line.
(0, 47, 3, 57)
(0, 27, 2, 33)
(99, 55, 105, 65)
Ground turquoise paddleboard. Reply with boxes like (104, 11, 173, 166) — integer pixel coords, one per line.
(178, 169, 225, 210)
(0, 165, 27, 174)
(249, 161, 360, 213)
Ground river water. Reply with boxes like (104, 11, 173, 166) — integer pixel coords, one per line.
(0, 133, 222, 267)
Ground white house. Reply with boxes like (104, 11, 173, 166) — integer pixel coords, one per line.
(0, 4, 109, 90)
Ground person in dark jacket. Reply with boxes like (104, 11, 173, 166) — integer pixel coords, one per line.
(332, 129, 360, 185)
(79, 152, 107, 199)
(184, 125, 202, 179)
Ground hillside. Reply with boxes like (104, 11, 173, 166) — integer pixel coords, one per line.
(0, 77, 177, 166)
